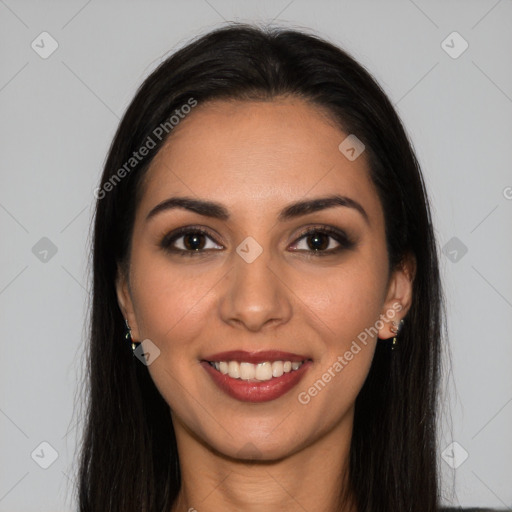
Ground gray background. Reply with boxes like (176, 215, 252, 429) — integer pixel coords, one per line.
(1, 0, 511, 510)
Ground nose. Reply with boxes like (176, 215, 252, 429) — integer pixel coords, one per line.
(218, 246, 292, 332)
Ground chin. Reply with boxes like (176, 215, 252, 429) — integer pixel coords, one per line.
(206, 428, 308, 463)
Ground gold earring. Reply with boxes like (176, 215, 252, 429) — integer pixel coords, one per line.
(124, 318, 138, 352)
(389, 319, 404, 350)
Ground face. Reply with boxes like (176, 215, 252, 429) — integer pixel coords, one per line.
(116, 97, 414, 460)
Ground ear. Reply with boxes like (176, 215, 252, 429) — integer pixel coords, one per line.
(115, 263, 140, 342)
(378, 252, 416, 340)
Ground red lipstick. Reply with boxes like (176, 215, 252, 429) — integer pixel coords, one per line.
(200, 350, 312, 403)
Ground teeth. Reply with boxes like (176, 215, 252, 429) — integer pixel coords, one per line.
(272, 361, 284, 378)
(209, 360, 305, 381)
(228, 361, 240, 379)
(255, 361, 272, 381)
(240, 362, 255, 380)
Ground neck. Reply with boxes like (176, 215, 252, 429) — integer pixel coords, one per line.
(170, 410, 357, 512)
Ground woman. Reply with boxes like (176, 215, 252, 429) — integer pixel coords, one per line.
(77, 23, 493, 511)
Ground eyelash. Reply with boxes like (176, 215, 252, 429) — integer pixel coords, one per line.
(159, 225, 356, 258)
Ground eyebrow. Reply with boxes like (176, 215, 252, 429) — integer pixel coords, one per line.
(145, 194, 370, 225)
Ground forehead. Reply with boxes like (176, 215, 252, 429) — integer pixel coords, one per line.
(138, 97, 382, 225)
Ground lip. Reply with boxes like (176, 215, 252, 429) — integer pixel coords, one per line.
(201, 350, 309, 364)
(200, 357, 313, 403)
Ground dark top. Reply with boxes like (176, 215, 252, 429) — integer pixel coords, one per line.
(441, 508, 509, 511)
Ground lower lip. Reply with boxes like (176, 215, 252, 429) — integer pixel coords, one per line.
(201, 360, 312, 403)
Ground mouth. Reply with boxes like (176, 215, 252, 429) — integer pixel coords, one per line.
(200, 350, 313, 403)
(206, 359, 307, 381)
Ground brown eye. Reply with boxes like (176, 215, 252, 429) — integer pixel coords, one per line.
(182, 232, 206, 251)
(160, 227, 223, 256)
(304, 231, 331, 251)
(289, 226, 356, 256)
(160, 225, 355, 258)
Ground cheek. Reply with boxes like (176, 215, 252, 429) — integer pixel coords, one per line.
(292, 259, 386, 404)
(295, 260, 388, 347)
(130, 254, 220, 348)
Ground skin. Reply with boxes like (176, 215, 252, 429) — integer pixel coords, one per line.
(116, 97, 416, 512)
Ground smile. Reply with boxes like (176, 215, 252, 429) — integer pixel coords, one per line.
(208, 360, 305, 381)
(200, 350, 313, 403)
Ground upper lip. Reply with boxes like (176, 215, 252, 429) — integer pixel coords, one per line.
(201, 350, 311, 364)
